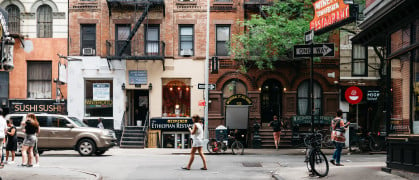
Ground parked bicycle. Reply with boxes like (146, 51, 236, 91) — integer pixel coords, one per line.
(349, 127, 386, 152)
(304, 130, 329, 177)
(207, 130, 244, 155)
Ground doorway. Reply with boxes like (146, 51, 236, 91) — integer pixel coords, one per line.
(128, 90, 149, 126)
(260, 79, 283, 124)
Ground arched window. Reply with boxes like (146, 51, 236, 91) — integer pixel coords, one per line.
(297, 81, 322, 115)
(6, 5, 20, 34)
(37, 5, 52, 38)
(222, 79, 247, 98)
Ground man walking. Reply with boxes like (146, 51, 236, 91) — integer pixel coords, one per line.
(97, 118, 104, 129)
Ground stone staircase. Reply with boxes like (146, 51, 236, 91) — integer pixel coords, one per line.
(119, 126, 146, 148)
(259, 128, 292, 148)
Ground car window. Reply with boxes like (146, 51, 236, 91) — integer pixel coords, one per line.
(69, 117, 88, 127)
(48, 116, 69, 128)
(9, 116, 23, 127)
(37, 116, 49, 127)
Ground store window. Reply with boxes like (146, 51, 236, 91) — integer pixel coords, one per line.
(222, 79, 247, 98)
(85, 80, 113, 117)
(27, 61, 52, 99)
(297, 81, 322, 115)
(413, 49, 419, 122)
(162, 132, 190, 149)
(37, 5, 52, 38)
(162, 79, 191, 117)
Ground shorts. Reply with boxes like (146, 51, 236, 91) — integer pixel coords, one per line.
(192, 138, 204, 147)
(0, 138, 3, 150)
(23, 135, 37, 147)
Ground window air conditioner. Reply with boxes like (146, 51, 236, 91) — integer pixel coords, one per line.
(82, 48, 95, 56)
(180, 49, 193, 56)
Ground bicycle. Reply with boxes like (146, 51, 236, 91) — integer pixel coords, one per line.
(304, 131, 329, 177)
(207, 131, 244, 155)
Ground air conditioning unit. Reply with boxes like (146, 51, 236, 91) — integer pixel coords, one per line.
(82, 48, 95, 56)
(180, 49, 193, 56)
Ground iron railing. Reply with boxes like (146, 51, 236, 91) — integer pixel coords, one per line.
(106, 40, 165, 59)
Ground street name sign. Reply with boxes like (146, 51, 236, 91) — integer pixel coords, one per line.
(305, 30, 314, 44)
(198, 83, 216, 90)
(293, 43, 334, 58)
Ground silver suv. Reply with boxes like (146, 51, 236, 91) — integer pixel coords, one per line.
(5, 113, 117, 156)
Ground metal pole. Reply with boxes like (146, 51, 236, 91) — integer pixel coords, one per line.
(204, 0, 210, 141)
(310, 43, 314, 133)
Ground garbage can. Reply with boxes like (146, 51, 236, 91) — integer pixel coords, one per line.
(215, 125, 228, 142)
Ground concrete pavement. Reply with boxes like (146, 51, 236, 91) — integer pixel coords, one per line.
(0, 148, 414, 180)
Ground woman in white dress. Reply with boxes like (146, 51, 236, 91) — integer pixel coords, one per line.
(183, 115, 207, 170)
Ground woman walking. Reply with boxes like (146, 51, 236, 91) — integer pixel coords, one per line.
(269, 115, 283, 150)
(182, 115, 207, 170)
(330, 109, 349, 166)
(21, 113, 40, 167)
(5, 119, 17, 164)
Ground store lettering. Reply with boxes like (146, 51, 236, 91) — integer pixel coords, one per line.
(13, 104, 60, 113)
(167, 119, 188, 123)
(310, 0, 352, 32)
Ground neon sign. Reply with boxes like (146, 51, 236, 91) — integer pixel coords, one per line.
(310, 0, 355, 34)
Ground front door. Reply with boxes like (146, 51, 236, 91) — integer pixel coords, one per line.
(260, 79, 283, 124)
(129, 90, 149, 126)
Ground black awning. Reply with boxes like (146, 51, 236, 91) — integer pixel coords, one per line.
(351, 0, 418, 46)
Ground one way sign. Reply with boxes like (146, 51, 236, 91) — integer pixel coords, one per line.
(293, 43, 334, 58)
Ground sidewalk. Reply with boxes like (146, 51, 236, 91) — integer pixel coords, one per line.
(0, 165, 101, 180)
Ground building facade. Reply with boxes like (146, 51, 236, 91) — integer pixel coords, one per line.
(0, 0, 68, 115)
(352, 0, 419, 173)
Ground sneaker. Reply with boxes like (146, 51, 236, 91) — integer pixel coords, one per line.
(8, 161, 15, 164)
(19, 164, 27, 167)
(330, 159, 336, 165)
(336, 163, 344, 166)
(33, 164, 40, 168)
(26, 164, 33, 167)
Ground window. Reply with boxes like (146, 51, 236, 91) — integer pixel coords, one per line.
(6, 5, 20, 34)
(145, 25, 160, 55)
(27, 61, 52, 99)
(85, 80, 113, 117)
(81, 24, 96, 55)
(116, 24, 131, 56)
(352, 44, 367, 76)
(49, 116, 69, 128)
(179, 25, 194, 56)
(413, 49, 419, 123)
(37, 5, 52, 38)
(162, 79, 191, 117)
(297, 81, 322, 115)
(216, 25, 230, 56)
(222, 80, 247, 98)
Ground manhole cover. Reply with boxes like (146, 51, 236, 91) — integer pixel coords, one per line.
(242, 162, 262, 167)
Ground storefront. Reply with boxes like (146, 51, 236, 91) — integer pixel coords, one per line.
(8, 99, 67, 114)
(351, 0, 419, 173)
(149, 117, 194, 149)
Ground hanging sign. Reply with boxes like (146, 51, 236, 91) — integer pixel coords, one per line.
(345, 86, 363, 104)
(198, 100, 205, 106)
(310, 0, 357, 35)
(225, 94, 253, 106)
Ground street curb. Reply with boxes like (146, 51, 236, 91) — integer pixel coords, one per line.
(272, 173, 285, 180)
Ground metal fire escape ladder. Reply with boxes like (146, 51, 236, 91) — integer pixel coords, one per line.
(117, 2, 151, 57)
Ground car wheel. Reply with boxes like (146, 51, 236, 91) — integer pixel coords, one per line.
(95, 150, 107, 156)
(77, 139, 96, 156)
(16, 138, 24, 156)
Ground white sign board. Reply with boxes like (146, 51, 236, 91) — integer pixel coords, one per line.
(58, 63, 67, 84)
(93, 83, 110, 101)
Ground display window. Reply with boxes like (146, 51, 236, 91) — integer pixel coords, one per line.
(85, 79, 113, 117)
(162, 79, 191, 117)
(162, 132, 190, 149)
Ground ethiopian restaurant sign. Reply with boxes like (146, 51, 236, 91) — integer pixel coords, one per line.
(310, 0, 356, 34)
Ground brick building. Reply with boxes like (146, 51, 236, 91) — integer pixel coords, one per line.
(352, 0, 419, 173)
(0, 0, 68, 115)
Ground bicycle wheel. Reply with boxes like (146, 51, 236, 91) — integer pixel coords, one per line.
(207, 139, 218, 153)
(231, 141, 244, 155)
(322, 135, 334, 149)
(309, 149, 329, 177)
(305, 148, 312, 173)
(369, 137, 383, 152)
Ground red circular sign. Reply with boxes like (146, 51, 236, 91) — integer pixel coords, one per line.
(345, 86, 363, 104)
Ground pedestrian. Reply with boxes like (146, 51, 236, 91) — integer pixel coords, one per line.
(182, 115, 207, 170)
(21, 113, 40, 167)
(5, 119, 17, 164)
(330, 109, 350, 166)
(33, 119, 41, 167)
(269, 115, 283, 150)
(0, 108, 7, 168)
(97, 118, 104, 129)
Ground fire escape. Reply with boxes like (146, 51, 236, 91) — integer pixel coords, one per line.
(106, 0, 165, 69)
(244, 0, 273, 19)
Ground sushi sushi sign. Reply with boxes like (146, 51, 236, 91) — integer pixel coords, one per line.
(345, 86, 363, 104)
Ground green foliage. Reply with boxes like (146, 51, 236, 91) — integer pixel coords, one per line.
(230, 0, 329, 71)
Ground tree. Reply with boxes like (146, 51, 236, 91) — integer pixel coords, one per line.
(230, 0, 328, 72)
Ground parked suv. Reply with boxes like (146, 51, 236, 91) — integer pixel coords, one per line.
(5, 113, 117, 156)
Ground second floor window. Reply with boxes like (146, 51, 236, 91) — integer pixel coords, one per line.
(116, 24, 131, 56)
(179, 25, 194, 56)
(216, 25, 230, 56)
(352, 44, 367, 76)
(37, 5, 52, 38)
(81, 24, 96, 56)
(146, 26, 160, 55)
(27, 61, 52, 99)
(6, 5, 20, 34)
